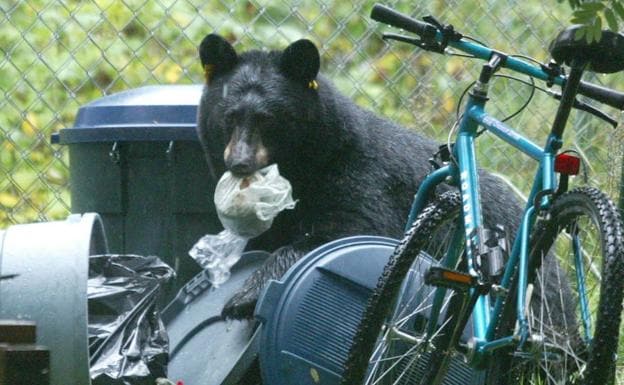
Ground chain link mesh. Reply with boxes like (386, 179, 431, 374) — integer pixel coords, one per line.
(2, 0, 624, 381)
(1, 0, 623, 227)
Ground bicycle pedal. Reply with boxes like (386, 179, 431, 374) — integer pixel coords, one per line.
(425, 267, 477, 292)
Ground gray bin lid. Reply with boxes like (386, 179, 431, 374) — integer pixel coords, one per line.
(53, 85, 204, 144)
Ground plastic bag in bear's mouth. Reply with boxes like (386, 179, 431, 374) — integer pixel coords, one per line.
(189, 164, 296, 286)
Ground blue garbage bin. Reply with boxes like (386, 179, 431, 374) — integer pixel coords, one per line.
(53, 85, 220, 287)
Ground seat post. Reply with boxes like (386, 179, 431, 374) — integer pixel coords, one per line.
(550, 58, 588, 140)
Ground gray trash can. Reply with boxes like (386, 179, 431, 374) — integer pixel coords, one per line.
(162, 251, 270, 385)
(0, 213, 108, 385)
(52, 85, 221, 287)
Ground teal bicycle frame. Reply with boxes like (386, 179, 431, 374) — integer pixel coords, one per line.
(402, 34, 586, 365)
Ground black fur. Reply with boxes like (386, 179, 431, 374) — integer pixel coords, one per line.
(196, 35, 525, 319)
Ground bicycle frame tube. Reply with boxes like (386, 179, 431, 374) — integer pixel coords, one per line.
(467, 108, 543, 160)
(404, 37, 570, 356)
(406, 94, 550, 347)
(484, 162, 543, 338)
(411, 100, 564, 354)
(404, 165, 454, 232)
(455, 117, 492, 340)
(442, 37, 566, 89)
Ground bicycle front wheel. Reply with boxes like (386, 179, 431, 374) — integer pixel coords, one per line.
(488, 187, 624, 385)
(341, 192, 480, 385)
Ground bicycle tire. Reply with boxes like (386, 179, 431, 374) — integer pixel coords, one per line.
(486, 187, 624, 385)
(341, 191, 469, 385)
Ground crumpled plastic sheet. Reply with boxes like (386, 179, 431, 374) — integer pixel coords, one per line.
(214, 164, 296, 238)
(189, 164, 296, 287)
(88, 254, 175, 385)
(188, 230, 248, 287)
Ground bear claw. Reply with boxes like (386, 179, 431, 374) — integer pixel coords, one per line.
(221, 284, 261, 320)
(221, 245, 304, 320)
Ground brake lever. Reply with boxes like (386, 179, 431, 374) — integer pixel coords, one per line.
(382, 33, 445, 53)
(578, 101, 618, 128)
(548, 90, 618, 128)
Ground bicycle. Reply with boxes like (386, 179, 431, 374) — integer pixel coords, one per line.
(341, 4, 624, 385)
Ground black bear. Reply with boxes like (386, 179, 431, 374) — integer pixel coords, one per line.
(196, 34, 525, 319)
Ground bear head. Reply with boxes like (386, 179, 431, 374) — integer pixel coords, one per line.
(196, 34, 326, 181)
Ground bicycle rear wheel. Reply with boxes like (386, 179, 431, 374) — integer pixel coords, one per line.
(487, 187, 624, 385)
(341, 192, 478, 385)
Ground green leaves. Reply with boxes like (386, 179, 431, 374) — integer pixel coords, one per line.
(605, 8, 619, 30)
(568, 1, 623, 42)
(580, 1, 606, 12)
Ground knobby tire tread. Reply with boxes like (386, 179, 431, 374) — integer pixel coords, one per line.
(341, 191, 462, 385)
(487, 187, 624, 385)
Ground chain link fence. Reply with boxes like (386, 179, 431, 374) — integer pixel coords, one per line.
(2, 0, 624, 382)
(1, 0, 623, 227)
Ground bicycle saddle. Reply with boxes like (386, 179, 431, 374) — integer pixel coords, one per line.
(550, 25, 624, 73)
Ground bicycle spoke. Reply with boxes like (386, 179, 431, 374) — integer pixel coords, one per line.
(489, 189, 624, 385)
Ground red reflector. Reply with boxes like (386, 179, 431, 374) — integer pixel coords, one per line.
(555, 153, 580, 175)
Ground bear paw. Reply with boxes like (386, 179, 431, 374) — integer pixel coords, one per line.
(221, 245, 305, 320)
(221, 284, 260, 320)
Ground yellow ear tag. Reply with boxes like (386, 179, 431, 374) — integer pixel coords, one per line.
(204, 64, 215, 84)
(308, 79, 319, 90)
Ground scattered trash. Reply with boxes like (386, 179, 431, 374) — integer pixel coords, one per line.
(155, 378, 181, 385)
(188, 231, 248, 286)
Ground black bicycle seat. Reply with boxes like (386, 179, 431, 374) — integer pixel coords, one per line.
(550, 25, 624, 73)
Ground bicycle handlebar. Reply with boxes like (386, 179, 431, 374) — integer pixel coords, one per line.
(371, 3, 624, 111)
(578, 81, 624, 110)
(371, 4, 437, 40)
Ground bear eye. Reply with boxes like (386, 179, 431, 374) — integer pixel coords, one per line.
(221, 112, 237, 137)
(223, 111, 237, 126)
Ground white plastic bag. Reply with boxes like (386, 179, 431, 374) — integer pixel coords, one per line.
(188, 231, 248, 285)
(189, 164, 296, 286)
(215, 164, 296, 238)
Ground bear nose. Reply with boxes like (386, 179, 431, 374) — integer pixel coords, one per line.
(229, 160, 255, 176)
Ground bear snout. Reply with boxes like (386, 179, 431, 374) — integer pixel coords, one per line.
(228, 159, 256, 176)
(224, 136, 269, 176)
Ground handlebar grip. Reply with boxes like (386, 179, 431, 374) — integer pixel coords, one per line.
(371, 4, 437, 39)
(578, 81, 624, 111)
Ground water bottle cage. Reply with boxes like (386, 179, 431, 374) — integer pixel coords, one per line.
(476, 225, 509, 281)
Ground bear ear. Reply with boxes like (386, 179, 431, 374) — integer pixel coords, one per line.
(198, 34, 238, 83)
(279, 39, 320, 87)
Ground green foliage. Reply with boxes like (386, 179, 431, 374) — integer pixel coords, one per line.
(1, 0, 623, 378)
(1, 0, 622, 236)
(564, 0, 624, 41)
